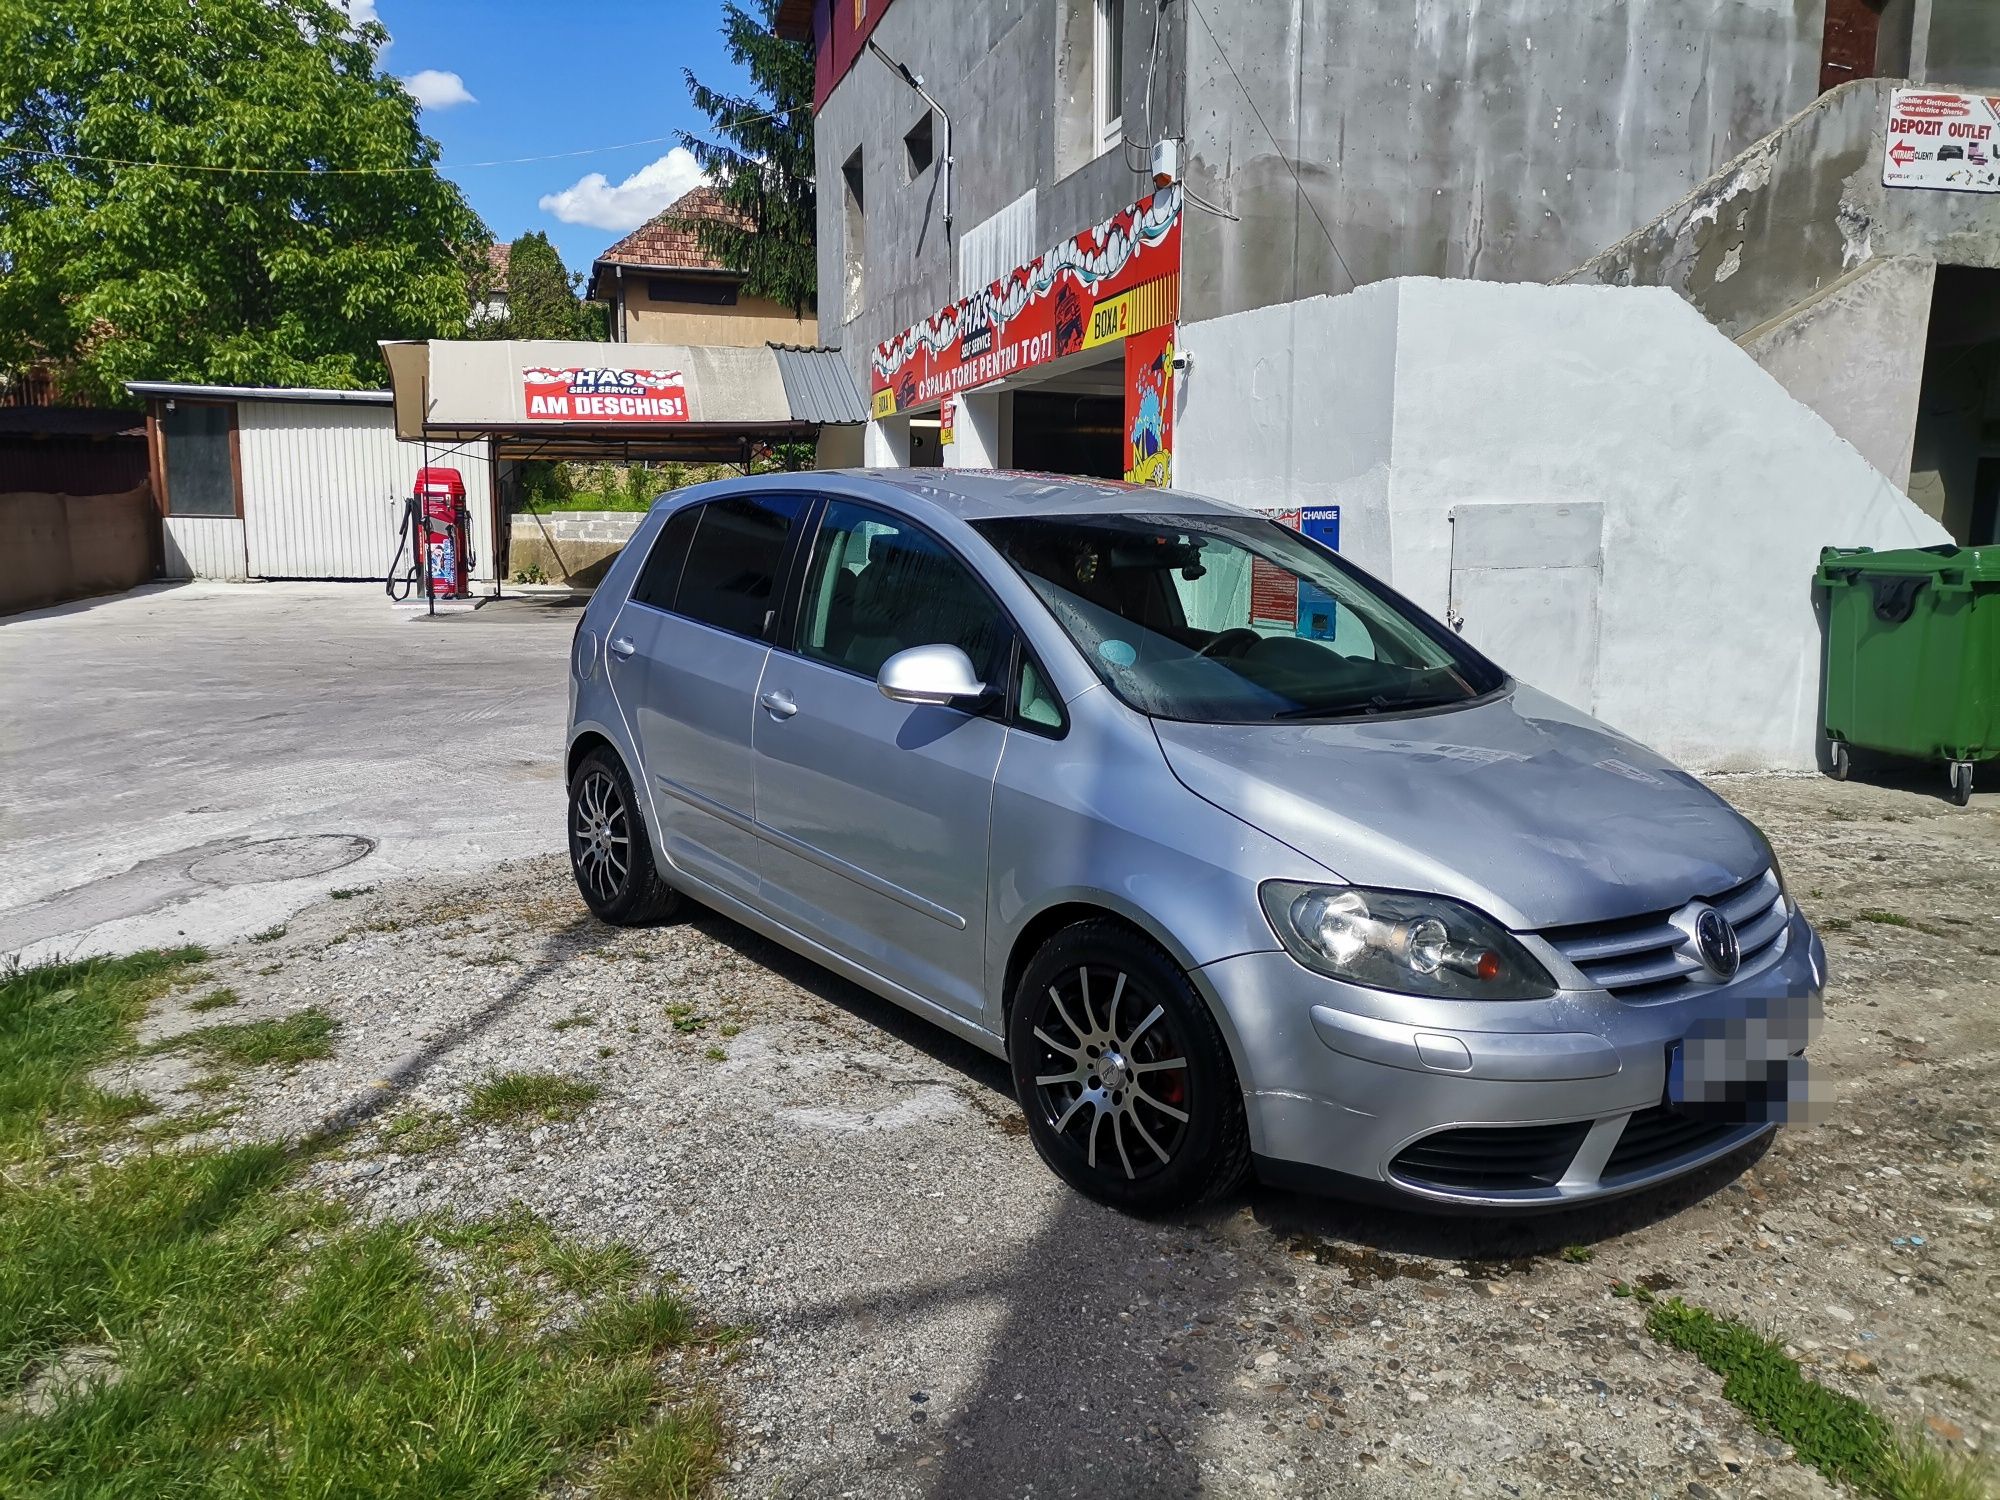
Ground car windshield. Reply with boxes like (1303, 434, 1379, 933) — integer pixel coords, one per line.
(973, 512, 1504, 724)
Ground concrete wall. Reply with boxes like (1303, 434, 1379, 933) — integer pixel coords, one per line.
(1180, 0, 1828, 323)
(1737, 257, 1936, 489)
(508, 510, 646, 590)
(1923, 0, 2000, 88)
(1569, 78, 2000, 336)
(1, 485, 156, 615)
(1174, 278, 1951, 771)
(622, 289, 818, 348)
(813, 0, 1177, 395)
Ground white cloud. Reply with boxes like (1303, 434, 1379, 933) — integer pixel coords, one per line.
(403, 69, 475, 109)
(337, 0, 379, 24)
(538, 148, 706, 232)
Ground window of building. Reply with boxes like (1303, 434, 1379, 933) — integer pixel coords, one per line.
(645, 276, 739, 306)
(161, 402, 237, 517)
(1094, 0, 1124, 156)
(904, 111, 935, 181)
(673, 494, 806, 638)
(842, 148, 866, 322)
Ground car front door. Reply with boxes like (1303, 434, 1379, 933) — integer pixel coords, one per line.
(622, 492, 805, 904)
(751, 498, 1011, 1021)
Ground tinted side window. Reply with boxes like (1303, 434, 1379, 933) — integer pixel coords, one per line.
(675, 495, 805, 637)
(795, 499, 1008, 680)
(630, 504, 701, 611)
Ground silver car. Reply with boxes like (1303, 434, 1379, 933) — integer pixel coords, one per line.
(566, 472, 1823, 1214)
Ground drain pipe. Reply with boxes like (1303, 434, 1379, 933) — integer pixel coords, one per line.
(867, 38, 952, 242)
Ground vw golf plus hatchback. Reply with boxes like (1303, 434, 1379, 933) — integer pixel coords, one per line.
(567, 472, 1822, 1214)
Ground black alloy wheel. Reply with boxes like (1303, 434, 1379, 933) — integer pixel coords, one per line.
(567, 747, 678, 925)
(1009, 921, 1248, 1213)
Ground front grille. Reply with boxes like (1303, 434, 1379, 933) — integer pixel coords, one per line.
(1603, 1104, 1745, 1179)
(1538, 870, 1786, 1000)
(1389, 1121, 1592, 1192)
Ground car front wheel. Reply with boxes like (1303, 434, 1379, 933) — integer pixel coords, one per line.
(568, 746, 679, 926)
(1009, 921, 1249, 1214)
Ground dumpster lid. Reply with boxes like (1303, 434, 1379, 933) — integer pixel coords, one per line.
(1816, 544, 2000, 583)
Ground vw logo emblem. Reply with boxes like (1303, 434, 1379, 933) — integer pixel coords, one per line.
(1694, 906, 1741, 980)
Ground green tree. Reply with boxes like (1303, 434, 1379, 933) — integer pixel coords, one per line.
(679, 0, 816, 317)
(502, 231, 601, 341)
(0, 0, 488, 403)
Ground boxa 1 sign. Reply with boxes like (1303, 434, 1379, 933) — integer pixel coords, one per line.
(522, 367, 690, 421)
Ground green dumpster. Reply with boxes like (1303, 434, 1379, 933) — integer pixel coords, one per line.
(1815, 544, 2000, 805)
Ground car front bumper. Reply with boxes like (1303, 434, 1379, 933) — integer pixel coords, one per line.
(1196, 909, 1826, 1211)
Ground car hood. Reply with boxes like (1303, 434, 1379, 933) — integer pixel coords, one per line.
(1151, 686, 1770, 930)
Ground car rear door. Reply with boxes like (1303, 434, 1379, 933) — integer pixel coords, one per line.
(620, 492, 806, 904)
(750, 498, 1009, 1021)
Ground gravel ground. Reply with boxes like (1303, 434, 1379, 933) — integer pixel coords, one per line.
(103, 773, 1997, 1499)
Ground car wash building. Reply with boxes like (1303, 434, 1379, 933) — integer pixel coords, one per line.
(792, 0, 1994, 771)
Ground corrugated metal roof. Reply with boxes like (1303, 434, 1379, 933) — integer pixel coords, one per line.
(770, 344, 868, 426)
(126, 382, 392, 406)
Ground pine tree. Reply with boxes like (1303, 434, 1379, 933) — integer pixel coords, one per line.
(679, 1, 816, 318)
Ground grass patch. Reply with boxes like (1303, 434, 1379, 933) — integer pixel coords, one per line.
(1646, 1298, 1990, 1499)
(379, 1109, 460, 1154)
(329, 887, 374, 901)
(664, 1002, 707, 1035)
(248, 925, 287, 944)
(466, 1072, 602, 1126)
(155, 1008, 337, 1069)
(186, 987, 238, 1013)
(1560, 1245, 1594, 1264)
(1858, 910, 1913, 929)
(1822, 917, 1855, 933)
(551, 1013, 596, 1032)
(0, 951, 731, 1497)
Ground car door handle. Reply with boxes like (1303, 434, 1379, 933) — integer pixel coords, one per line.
(759, 689, 799, 720)
(608, 636, 637, 659)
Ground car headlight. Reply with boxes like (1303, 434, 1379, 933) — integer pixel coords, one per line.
(1259, 881, 1557, 1000)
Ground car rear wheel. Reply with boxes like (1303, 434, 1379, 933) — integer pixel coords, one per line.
(1009, 921, 1249, 1214)
(568, 747, 679, 926)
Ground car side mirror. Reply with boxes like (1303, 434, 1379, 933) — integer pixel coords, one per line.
(877, 644, 990, 707)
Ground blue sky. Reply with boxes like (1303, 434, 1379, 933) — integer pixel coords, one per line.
(354, 0, 753, 276)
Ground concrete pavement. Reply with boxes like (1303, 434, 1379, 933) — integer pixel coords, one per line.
(0, 582, 578, 962)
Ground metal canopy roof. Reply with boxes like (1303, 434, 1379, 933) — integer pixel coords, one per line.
(380, 338, 864, 464)
(125, 381, 392, 406)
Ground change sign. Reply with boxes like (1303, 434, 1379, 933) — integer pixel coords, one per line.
(1883, 88, 2000, 194)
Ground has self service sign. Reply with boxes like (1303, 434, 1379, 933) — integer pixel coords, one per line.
(522, 367, 690, 421)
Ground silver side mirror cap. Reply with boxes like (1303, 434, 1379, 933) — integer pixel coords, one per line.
(877, 644, 990, 706)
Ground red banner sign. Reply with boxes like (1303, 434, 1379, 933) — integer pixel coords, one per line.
(522, 367, 689, 422)
(872, 188, 1182, 417)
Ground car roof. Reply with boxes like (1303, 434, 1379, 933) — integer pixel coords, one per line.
(663, 468, 1250, 524)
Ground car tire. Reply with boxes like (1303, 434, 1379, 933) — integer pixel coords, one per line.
(568, 746, 679, 926)
(1008, 920, 1250, 1214)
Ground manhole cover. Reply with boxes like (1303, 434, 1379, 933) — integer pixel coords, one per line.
(186, 835, 375, 888)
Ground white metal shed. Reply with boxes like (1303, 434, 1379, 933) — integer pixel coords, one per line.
(126, 382, 498, 587)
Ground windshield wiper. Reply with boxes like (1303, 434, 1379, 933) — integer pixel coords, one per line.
(1272, 691, 1457, 721)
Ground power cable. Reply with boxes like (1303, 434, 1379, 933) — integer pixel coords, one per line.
(0, 103, 800, 177)
(1184, 0, 1356, 291)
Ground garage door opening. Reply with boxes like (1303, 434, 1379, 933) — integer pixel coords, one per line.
(1002, 352, 1126, 479)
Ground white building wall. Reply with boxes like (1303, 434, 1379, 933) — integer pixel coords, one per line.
(1175, 277, 1951, 772)
(162, 517, 247, 581)
(236, 402, 495, 583)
